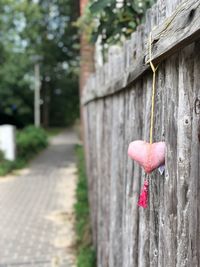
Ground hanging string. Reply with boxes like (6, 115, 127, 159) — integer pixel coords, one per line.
(149, 32, 158, 144)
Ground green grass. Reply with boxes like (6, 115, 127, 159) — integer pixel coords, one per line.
(75, 145, 96, 267)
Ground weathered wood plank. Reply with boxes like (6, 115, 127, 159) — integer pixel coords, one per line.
(82, 0, 200, 105)
(155, 4, 166, 267)
(162, 54, 179, 267)
(96, 100, 105, 267)
(188, 40, 200, 266)
(109, 94, 125, 267)
(122, 82, 143, 267)
(100, 97, 113, 267)
(150, 0, 200, 65)
(86, 102, 98, 247)
(177, 44, 194, 267)
(137, 76, 151, 267)
(121, 87, 130, 267)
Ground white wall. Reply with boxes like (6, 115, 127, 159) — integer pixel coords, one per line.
(0, 125, 16, 161)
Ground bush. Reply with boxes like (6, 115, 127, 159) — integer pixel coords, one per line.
(0, 160, 13, 176)
(16, 125, 48, 160)
(0, 126, 48, 176)
(0, 150, 5, 162)
(0, 153, 26, 176)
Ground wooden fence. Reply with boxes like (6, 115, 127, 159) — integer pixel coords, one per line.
(82, 0, 200, 266)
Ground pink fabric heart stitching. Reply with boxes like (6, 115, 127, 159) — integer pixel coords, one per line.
(128, 140, 165, 173)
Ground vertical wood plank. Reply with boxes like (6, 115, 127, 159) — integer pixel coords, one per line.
(188, 40, 200, 267)
(96, 100, 104, 267)
(177, 44, 194, 267)
(122, 82, 143, 267)
(98, 97, 113, 267)
(162, 54, 179, 267)
(156, 4, 167, 267)
(109, 93, 125, 267)
(86, 101, 98, 247)
(137, 76, 151, 267)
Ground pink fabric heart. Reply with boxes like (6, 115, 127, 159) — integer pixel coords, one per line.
(128, 140, 165, 173)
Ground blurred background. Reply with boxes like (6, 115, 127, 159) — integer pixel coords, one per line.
(0, 0, 80, 129)
(0, 0, 154, 130)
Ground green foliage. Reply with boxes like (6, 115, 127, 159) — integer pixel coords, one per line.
(78, 0, 155, 45)
(0, 160, 15, 176)
(77, 247, 96, 267)
(16, 126, 48, 160)
(0, 149, 24, 176)
(49, 72, 80, 127)
(0, 151, 5, 162)
(0, 0, 80, 127)
(0, 126, 48, 176)
(90, 0, 115, 13)
(75, 145, 96, 267)
(0, 158, 26, 176)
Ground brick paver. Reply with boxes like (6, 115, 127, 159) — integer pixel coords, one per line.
(0, 130, 78, 267)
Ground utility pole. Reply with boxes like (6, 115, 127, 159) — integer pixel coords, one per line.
(34, 63, 41, 127)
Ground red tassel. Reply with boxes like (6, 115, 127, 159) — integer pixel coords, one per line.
(138, 180, 149, 208)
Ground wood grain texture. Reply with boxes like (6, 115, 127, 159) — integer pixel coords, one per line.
(82, 0, 200, 104)
(150, 0, 200, 65)
(82, 1, 200, 267)
(189, 40, 200, 267)
(109, 94, 126, 267)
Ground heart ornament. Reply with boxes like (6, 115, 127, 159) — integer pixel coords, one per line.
(128, 140, 166, 173)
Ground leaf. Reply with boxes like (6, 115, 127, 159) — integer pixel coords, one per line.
(90, 30, 99, 43)
(89, 0, 115, 14)
(128, 21, 136, 29)
(131, 2, 143, 14)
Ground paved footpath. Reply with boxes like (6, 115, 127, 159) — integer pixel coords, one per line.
(0, 130, 78, 267)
